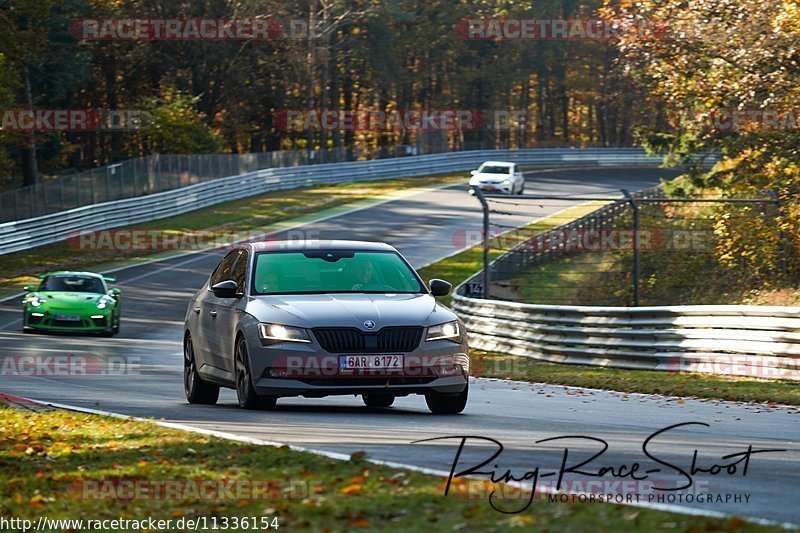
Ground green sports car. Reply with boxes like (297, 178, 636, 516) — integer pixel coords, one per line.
(22, 271, 121, 336)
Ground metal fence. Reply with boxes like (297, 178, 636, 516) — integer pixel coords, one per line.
(0, 145, 420, 223)
(465, 187, 792, 306)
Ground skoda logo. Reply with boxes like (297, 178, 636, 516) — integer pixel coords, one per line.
(363, 320, 376, 330)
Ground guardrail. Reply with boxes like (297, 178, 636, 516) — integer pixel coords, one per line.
(0, 147, 671, 256)
(452, 295, 800, 379)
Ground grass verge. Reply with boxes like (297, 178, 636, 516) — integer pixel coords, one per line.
(0, 405, 776, 531)
(472, 352, 800, 406)
(416, 204, 800, 405)
(0, 174, 463, 294)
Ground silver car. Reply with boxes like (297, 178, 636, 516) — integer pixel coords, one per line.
(183, 241, 469, 414)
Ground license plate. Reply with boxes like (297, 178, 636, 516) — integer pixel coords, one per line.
(482, 185, 497, 191)
(55, 314, 81, 321)
(340, 355, 404, 370)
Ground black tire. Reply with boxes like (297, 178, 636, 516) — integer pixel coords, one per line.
(235, 336, 276, 410)
(184, 333, 220, 405)
(363, 394, 395, 408)
(425, 382, 468, 415)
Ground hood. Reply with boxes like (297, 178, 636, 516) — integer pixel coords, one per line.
(245, 293, 456, 329)
(35, 291, 105, 309)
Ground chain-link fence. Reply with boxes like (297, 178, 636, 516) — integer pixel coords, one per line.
(466, 187, 796, 306)
(0, 145, 420, 223)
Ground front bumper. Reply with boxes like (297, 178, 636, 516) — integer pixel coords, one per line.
(23, 310, 113, 332)
(470, 181, 513, 194)
(254, 374, 468, 398)
(244, 325, 469, 398)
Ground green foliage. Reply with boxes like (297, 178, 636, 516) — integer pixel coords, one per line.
(609, 0, 800, 294)
(138, 88, 224, 154)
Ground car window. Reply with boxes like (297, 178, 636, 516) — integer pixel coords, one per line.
(209, 250, 240, 287)
(479, 165, 512, 174)
(40, 275, 105, 294)
(252, 250, 424, 295)
(230, 249, 248, 294)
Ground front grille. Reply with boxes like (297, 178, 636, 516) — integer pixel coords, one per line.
(91, 316, 107, 327)
(313, 327, 423, 353)
(51, 318, 85, 327)
(298, 376, 435, 387)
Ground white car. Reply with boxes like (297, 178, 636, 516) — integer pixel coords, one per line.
(468, 161, 525, 195)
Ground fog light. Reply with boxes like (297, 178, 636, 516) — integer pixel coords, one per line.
(31, 312, 44, 317)
(436, 364, 462, 377)
(90, 315, 104, 319)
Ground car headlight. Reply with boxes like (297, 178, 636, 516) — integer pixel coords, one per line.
(502, 179, 512, 184)
(426, 321, 461, 342)
(96, 298, 108, 309)
(258, 323, 311, 343)
(27, 295, 44, 308)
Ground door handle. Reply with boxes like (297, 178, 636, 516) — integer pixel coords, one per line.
(193, 307, 200, 314)
(209, 310, 217, 317)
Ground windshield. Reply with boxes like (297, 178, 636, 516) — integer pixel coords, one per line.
(252, 251, 425, 295)
(40, 275, 105, 294)
(478, 165, 512, 174)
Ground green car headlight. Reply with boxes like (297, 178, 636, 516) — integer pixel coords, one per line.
(258, 323, 311, 344)
(426, 321, 461, 342)
(96, 298, 109, 310)
(27, 295, 44, 308)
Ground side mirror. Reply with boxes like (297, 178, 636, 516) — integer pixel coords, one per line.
(109, 288, 121, 296)
(470, 170, 478, 176)
(429, 278, 452, 297)
(211, 280, 240, 298)
(103, 276, 117, 283)
(23, 285, 35, 292)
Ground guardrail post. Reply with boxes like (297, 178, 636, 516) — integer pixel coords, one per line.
(622, 189, 640, 306)
(470, 186, 491, 299)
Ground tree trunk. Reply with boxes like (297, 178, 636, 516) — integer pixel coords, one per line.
(20, 63, 38, 186)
